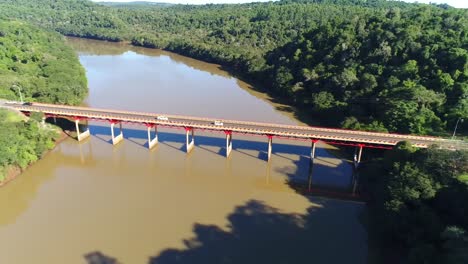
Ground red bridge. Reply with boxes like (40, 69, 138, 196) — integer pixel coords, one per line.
(6, 101, 465, 156)
(6, 101, 466, 194)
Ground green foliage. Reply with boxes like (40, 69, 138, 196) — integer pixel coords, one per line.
(0, 109, 59, 181)
(29, 112, 44, 123)
(0, 0, 466, 135)
(458, 174, 468, 183)
(0, 20, 87, 105)
(0, 21, 82, 182)
(361, 145, 468, 262)
(266, 7, 467, 134)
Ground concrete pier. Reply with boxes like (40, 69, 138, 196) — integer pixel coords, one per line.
(267, 135, 273, 161)
(147, 125, 158, 149)
(111, 122, 123, 145)
(225, 131, 232, 157)
(75, 119, 90, 141)
(186, 127, 195, 153)
(352, 144, 364, 195)
(308, 140, 318, 190)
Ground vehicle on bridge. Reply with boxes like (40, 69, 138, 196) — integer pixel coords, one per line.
(214, 120, 224, 126)
(156, 116, 168, 121)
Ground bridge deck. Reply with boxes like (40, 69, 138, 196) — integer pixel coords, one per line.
(5, 102, 466, 150)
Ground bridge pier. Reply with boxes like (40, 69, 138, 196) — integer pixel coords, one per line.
(308, 139, 319, 191)
(110, 121, 123, 145)
(352, 144, 364, 195)
(185, 127, 195, 153)
(74, 117, 90, 141)
(267, 135, 273, 161)
(225, 130, 233, 157)
(146, 124, 158, 149)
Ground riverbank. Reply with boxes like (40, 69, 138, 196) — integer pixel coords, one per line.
(0, 108, 67, 187)
(0, 128, 69, 188)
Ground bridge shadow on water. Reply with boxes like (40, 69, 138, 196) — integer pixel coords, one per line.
(84, 199, 367, 264)
(86, 124, 353, 190)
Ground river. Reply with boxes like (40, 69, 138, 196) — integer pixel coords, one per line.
(0, 37, 367, 264)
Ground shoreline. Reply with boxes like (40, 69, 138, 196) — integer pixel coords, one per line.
(0, 130, 70, 188)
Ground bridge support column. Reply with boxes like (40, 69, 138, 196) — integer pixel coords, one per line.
(185, 127, 194, 153)
(308, 139, 319, 191)
(110, 121, 123, 145)
(267, 135, 273, 161)
(225, 130, 233, 157)
(146, 124, 158, 149)
(352, 144, 364, 195)
(74, 117, 90, 142)
(353, 144, 363, 169)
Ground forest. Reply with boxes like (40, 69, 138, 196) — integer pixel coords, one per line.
(0, 21, 87, 181)
(0, 0, 466, 262)
(0, 0, 466, 135)
(0, 110, 59, 182)
(361, 143, 468, 263)
(0, 21, 88, 104)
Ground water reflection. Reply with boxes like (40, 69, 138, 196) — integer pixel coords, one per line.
(66, 37, 232, 79)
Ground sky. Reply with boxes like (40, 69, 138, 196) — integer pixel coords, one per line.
(91, 0, 467, 8)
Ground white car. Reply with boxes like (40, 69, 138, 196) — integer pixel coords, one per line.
(157, 116, 169, 121)
(214, 120, 223, 126)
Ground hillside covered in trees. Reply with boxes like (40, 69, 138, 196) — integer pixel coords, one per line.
(0, 21, 87, 182)
(362, 143, 468, 263)
(0, 110, 59, 183)
(0, 21, 87, 105)
(0, 0, 465, 136)
(0, 1, 466, 262)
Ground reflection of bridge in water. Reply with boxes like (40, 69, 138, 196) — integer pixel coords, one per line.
(5, 101, 466, 195)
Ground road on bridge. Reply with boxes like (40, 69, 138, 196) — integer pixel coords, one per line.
(2, 101, 466, 150)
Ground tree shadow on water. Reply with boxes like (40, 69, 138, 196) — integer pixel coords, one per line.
(149, 199, 367, 264)
(85, 251, 120, 264)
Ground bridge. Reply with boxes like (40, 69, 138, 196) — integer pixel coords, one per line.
(4, 101, 466, 194)
(4, 101, 465, 155)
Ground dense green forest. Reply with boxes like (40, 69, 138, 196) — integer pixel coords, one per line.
(0, 21, 86, 181)
(0, 21, 87, 104)
(362, 143, 468, 263)
(0, 0, 466, 261)
(0, 0, 466, 135)
(0, 110, 59, 182)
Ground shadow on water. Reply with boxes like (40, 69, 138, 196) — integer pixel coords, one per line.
(85, 124, 354, 190)
(85, 252, 120, 264)
(85, 199, 367, 264)
(276, 155, 354, 190)
(87, 124, 305, 157)
(149, 200, 367, 264)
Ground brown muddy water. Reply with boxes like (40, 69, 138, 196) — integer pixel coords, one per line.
(0, 38, 367, 264)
